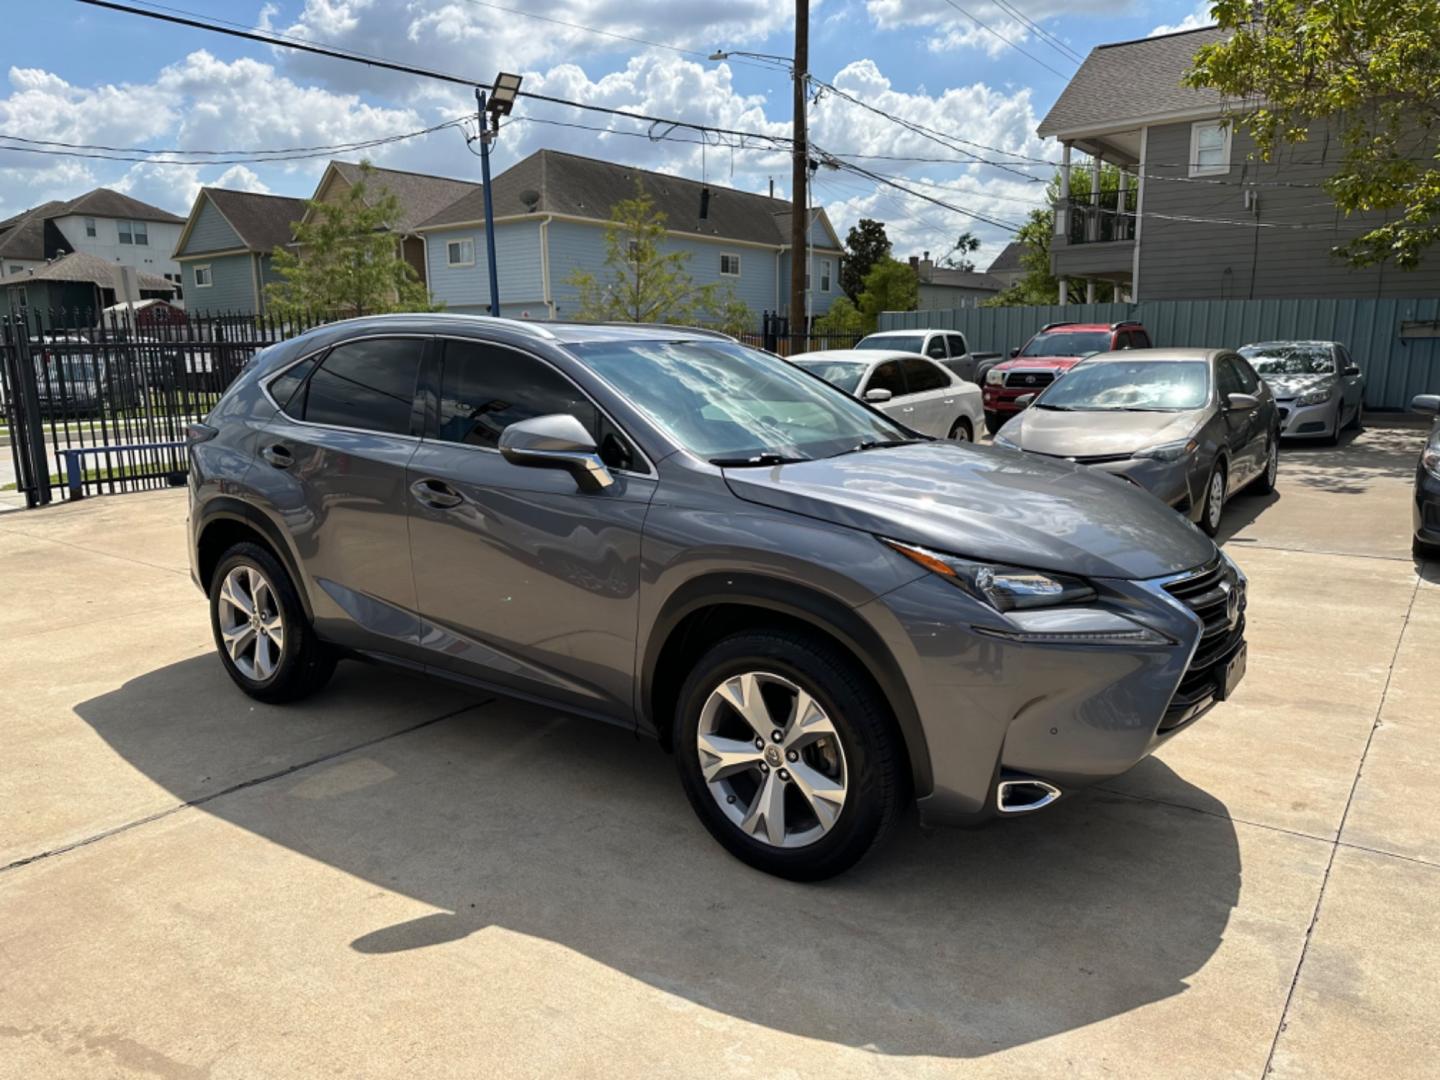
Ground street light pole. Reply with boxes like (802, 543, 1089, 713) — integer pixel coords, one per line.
(475, 87, 501, 318)
(789, 0, 808, 354)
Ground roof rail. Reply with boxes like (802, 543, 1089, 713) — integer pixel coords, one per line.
(591, 321, 736, 341)
(1109, 320, 1142, 330)
(349, 312, 563, 341)
(1039, 321, 1077, 332)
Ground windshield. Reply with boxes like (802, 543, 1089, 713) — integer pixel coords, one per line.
(793, 359, 867, 394)
(1239, 344, 1335, 376)
(856, 334, 924, 353)
(570, 339, 907, 462)
(1036, 360, 1210, 411)
(1021, 331, 1112, 358)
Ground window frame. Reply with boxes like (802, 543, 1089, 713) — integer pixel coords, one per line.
(863, 358, 908, 399)
(193, 264, 213, 288)
(84, 217, 96, 238)
(944, 333, 968, 358)
(900, 356, 953, 393)
(132, 220, 149, 246)
(923, 335, 948, 361)
(117, 220, 133, 245)
(819, 258, 832, 292)
(424, 336, 654, 477)
(262, 333, 430, 441)
(1189, 120, 1232, 177)
(446, 238, 475, 267)
(719, 253, 741, 277)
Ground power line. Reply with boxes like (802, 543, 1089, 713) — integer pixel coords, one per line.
(936, 0, 1073, 78)
(989, 0, 1085, 63)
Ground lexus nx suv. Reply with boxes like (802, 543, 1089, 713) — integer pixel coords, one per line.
(187, 315, 1248, 880)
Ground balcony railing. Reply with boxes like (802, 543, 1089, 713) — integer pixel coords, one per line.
(1061, 193, 1136, 245)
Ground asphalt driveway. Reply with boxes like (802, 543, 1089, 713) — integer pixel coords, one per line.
(1, 425, 1436, 1078)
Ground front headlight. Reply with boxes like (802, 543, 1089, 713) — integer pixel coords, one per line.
(985, 368, 1004, 386)
(1423, 446, 1440, 479)
(1296, 384, 1335, 406)
(992, 431, 1019, 449)
(1133, 438, 1199, 462)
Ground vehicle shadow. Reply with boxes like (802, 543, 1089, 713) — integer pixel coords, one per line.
(1216, 488, 1279, 546)
(1275, 426, 1423, 496)
(75, 658, 1242, 1060)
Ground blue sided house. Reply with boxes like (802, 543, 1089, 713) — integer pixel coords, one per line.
(415, 150, 845, 325)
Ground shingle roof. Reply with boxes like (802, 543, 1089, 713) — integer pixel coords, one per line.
(0, 189, 184, 262)
(417, 149, 840, 249)
(55, 189, 185, 224)
(986, 240, 1027, 275)
(1037, 26, 1230, 137)
(329, 162, 480, 233)
(0, 250, 177, 291)
(202, 188, 307, 252)
(920, 267, 1004, 291)
(0, 200, 67, 261)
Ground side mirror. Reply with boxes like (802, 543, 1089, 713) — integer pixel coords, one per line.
(1226, 392, 1260, 411)
(1343, 365, 1361, 377)
(1009, 347, 1020, 358)
(498, 413, 614, 493)
(1412, 394, 1440, 415)
(863, 387, 893, 403)
(1014, 393, 1036, 409)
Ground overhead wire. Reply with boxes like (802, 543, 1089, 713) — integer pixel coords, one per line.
(936, 0, 1073, 78)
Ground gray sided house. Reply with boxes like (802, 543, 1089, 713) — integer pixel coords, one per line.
(414, 149, 844, 324)
(173, 189, 307, 315)
(0, 250, 177, 331)
(909, 255, 1003, 310)
(1037, 26, 1440, 303)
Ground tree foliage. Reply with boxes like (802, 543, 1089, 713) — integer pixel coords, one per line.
(939, 230, 981, 271)
(812, 295, 866, 335)
(839, 218, 891, 302)
(1186, 0, 1440, 268)
(567, 179, 752, 329)
(266, 162, 436, 319)
(856, 258, 919, 330)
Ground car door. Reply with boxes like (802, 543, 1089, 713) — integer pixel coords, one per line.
(1336, 344, 1364, 416)
(405, 337, 656, 720)
(944, 333, 974, 382)
(857, 358, 912, 427)
(1216, 354, 1264, 485)
(898, 356, 957, 437)
(253, 335, 427, 653)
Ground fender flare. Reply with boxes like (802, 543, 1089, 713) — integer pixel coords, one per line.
(194, 496, 315, 621)
(640, 572, 933, 797)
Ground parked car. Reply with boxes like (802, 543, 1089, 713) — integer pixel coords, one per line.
(31, 337, 140, 418)
(1238, 340, 1364, 444)
(982, 321, 1152, 435)
(852, 329, 998, 385)
(1411, 393, 1440, 559)
(790, 348, 984, 441)
(189, 315, 1245, 880)
(992, 348, 1278, 536)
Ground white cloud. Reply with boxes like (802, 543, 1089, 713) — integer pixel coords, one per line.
(864, 0, 1105, 59)
(1149, 2, 1214, 37)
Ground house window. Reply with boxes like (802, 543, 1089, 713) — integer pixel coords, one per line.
(1190, 120, 1231, 176)
(118, 219, 148, 245)
(719, 253, 741, 277)
(820, 258, 832, 292)
(446, 238, 475, 267)
(194, 265, 213, 287)
(118, 220, 132, 244)
(133, 220, 148, 246)
(84, 217, 96, 238)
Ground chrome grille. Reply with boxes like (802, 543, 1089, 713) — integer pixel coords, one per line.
(1004, 370, 1055, 389)
(1159, 559, 1246, 733)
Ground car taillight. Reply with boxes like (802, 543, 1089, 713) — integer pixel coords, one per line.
(186, 422, 218, 445)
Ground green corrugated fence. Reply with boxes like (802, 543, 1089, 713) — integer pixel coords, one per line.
(878, 298, 1440, 410)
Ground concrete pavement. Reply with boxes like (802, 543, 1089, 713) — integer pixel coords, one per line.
(0, 428, 1436, 1078)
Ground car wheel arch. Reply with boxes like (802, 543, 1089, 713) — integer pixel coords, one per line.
(641, 573, 933, 799)
(195, 498, 314, 621)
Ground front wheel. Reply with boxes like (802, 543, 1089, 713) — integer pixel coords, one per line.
(1250, 434, 1279, 494)
(673, 630, 903, 881)
(984, 410, 1004, 436)
(1199, 462, 1227, 536)
(948, 416, 973, 442)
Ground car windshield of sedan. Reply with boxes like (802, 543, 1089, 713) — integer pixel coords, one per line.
(1020, 331, 1112, 357)
(1035, 360, 1210, 412)
(1239, 344, 1335, 376)
(855, 334, 924, 352)
(571, 339, 908, 463)
(792, 358, 867, 394)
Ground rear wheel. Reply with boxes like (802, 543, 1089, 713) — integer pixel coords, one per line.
(1200, 461, 1227, 536)
(673, 630, 902, 881)
(1324, 402, 1343, 446)
(948, 416, 973, 442)
(209, 542, 335, 703)
(1250, 434, 1279, 494)
(984, 410, 1004, 436)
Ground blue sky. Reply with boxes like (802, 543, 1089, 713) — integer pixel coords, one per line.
(0, 1, 1212, 265)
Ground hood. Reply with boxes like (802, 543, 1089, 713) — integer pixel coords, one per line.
(1007, 407, 1205, 458)
(995, 356, 1086, 372)
(1261, 372, 1334, 400)
(723, 442, 1216, 580)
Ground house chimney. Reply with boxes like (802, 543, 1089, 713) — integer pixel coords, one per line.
(909, 256, 919, 271)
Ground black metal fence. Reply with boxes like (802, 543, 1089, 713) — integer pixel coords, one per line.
(0, 306, 331, 508)
(736, 310, 862, 356)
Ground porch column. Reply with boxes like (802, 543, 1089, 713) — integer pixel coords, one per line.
(1085, 278, 1097, 304)
(1118, 167, 1129, 239)
(1057, 276, 1069, 304)
(1089, 154, 1102, 242)
(1056, 142, 1071, 238)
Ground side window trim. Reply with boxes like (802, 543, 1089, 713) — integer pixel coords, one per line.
(427, 335, 654, 477)
(262, 334, 431, 440)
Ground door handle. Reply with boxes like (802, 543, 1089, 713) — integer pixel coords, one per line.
(902, 406, 915, 413)
(410, 478, 463, 509)
(260, 444, 293, 469)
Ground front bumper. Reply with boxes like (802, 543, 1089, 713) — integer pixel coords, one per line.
(1275, 397, 1336, 438)
(1416, 464, 1440, 547)
(863, 555, 1246, 826)
(983, 384, 1048, 416)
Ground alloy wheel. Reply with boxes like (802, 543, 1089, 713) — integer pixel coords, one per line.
(695, 671, 849, 849)
(1207, 470, 1225, 531)
(217, 565, 285, 681)
(1265, 440, 1278, 486)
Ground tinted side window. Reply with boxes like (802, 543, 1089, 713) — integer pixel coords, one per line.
(867, 360, 905, 396)
(900, 357, 949, 392)
(1131, 329, 1151, 348)
(1216, 357, 1246, 397)
(302, 338, 423, 434)
(268, 355, 318, 414)
(945, 333, 967, 357)
(924, 336, 947, 360)
(1232, 356, 1262, 393)
(436, 341, 637, 471)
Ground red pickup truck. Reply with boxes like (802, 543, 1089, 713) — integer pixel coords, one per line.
(982, 321, 1152, 434)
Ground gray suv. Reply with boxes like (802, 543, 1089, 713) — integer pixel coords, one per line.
(188, 315, 1247, 880)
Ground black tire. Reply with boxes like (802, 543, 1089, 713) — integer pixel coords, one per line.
(1415, 536, 1440, 562)
(948, 416, 973, 442)
(673, 629, 904, 881)
(1324, 402, 1343, 446)
(1250, 432, 1279, 494)
(984, 410, 1005, 436)
(1349, 401, 1365, 432)
(209, 541, 336, 704)
(1199, 460, 1227, 536)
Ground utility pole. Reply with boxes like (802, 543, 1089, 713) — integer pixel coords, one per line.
(789, 0, 808, 354)
(475, 88, 501, 318)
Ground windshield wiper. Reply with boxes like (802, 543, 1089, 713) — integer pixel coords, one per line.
(1035, 402, 1074, 411)
(709, 452, 810, 467)
(828, 437, 928, 457)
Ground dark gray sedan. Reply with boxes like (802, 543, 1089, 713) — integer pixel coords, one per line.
(993, 348, 1280, 535)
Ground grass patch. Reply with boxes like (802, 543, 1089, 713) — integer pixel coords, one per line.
(2, 461, 184, 492)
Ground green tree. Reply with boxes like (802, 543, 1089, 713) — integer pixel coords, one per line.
(939, 230, 981, 271)
(265, 162, 436, 319)
(567, 178, 748, 328)
(856, 258, 918, 331)
(838, 218, 891, 302)
(812, 295, 865, 335)
(1186, 0, 1440, 268)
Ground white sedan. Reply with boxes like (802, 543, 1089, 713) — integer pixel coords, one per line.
(790, 348, 985, 441)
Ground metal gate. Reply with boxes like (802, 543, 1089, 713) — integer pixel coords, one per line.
(1, 305, 325, 508)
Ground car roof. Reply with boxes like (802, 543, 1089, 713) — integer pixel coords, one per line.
(792, 349, 903, 364)
(860, 329, 934, 337)
(1039, 323, 1114, 332)
(1240, 340, 1338, 349)
(1083, 347, 1226, 363)
(296, 312, 738, 346)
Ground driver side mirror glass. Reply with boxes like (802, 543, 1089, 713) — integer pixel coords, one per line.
(1014, 393, 1036, 409)
(498, 413, 614, 492)
(1412, 394, 1440, 415)
(1343, 365, 1361, 377)
(1009, 347, 1020, 358)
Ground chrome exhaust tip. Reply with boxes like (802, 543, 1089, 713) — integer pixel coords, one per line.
(996, 778, 1062, 814)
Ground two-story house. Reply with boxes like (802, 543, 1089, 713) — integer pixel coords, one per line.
(1037, 26, 1440, 302)
(0, 189, 186, 285)
(414, 149, 844, 323)
(172, 188, 307, 314)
